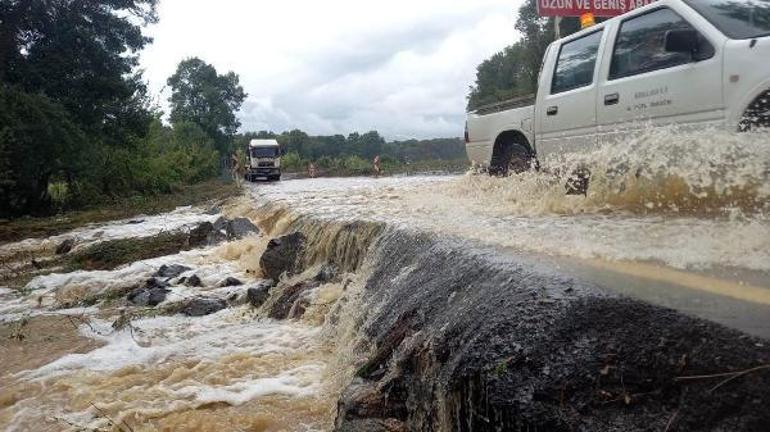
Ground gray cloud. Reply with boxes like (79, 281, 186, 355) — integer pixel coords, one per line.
(140, 0, 520, 139)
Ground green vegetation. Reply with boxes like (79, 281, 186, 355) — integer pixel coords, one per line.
(467, 0, 587, 111)
(65, 232, 190, 272)
(0, 179, 238, 245)
(1, 0, 468, 218)
(0, 1, 244, 218)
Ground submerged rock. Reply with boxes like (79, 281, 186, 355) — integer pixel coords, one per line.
(226, 217, 259, 239)
(188, 217, 259, 248)
(127, 280, 170, 307)
(188, 221, 215, 247)
(268, 280, 319, 319)
(246, 281, 273, 308)
(260, 232, 306, 281)
(155, 264, 191, 278)
(180, 297, 227, 316)
(184, 274, 203, 287)
(219, 276, 243, 287)
(314, 263, 338, 283)
(55, 238, 75, 255)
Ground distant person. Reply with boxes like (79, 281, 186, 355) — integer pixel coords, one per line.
(231, 152, 242, 187)
(372, 155, 382, 177)
(308, 162, 318, 178)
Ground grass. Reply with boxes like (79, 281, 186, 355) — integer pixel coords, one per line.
(64, 231, 191, 272)
(0, 179, 239, 245)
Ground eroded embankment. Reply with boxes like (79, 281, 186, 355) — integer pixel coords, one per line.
(256, 203, 770, 432)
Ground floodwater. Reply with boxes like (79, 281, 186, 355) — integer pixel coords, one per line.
(1, 127, 769, 431)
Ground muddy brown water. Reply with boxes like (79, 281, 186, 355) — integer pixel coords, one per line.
(0, 129, 768, 431)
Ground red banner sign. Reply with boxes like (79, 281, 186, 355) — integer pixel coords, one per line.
(537, 0, 657, 17)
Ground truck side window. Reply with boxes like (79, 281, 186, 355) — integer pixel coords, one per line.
(610, 8, 712, 80)
(551, 30, 603, 95)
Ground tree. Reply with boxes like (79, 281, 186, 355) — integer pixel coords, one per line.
(0, 86, 84, 216)
(167, 58, 247, 153)
(467, 0, 583, 111)
(467, 43, 531, 110)
(0, 0, 158, 145)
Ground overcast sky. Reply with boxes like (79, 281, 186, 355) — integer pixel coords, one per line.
(139, 0, 522, 140)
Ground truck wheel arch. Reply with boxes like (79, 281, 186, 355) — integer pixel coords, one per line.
(489, 130, 535, 176)
(738, 88, 770, 132)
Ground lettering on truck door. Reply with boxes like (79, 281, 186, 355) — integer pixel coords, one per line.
(596, 6, 724, 143)
(536, 29, 605, 161)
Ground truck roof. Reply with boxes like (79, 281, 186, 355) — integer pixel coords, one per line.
(249, 139, 279, 147)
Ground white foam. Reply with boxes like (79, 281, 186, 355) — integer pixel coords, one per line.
(249, 131, 770, 273)
(0, 205, 219, 258)
(22, 307, 322, 380)
(175, 364, 324, 406)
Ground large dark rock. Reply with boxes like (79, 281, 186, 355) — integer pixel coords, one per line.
(246, 281, 274, 308)
(226, 217, 259, 239)
(155, 264, 191, 278)
(127, 279, 170, 307)
(260, 232, 306, 281)
(55, 238, 75, 255)
(180, 297, 227, 316)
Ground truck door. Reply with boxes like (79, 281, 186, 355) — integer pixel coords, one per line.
(596, 7, 723, 142)
(536, 29, 605, 161)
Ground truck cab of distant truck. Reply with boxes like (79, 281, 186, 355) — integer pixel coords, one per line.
(465, 0, 770, 176)
(245, 139, 281, 182)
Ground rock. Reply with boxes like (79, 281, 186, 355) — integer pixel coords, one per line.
(268, 280, 319, 319)
(212, 216, 229, 232)
(55, 238, 75, 255)
(219, 277, 243, 287)
(155, 264, 191, 278)
(184, 274, 203, 287)
(226, 217, 259, 239)
(126, 219, 145, 225)
(188, 221, 214, 247)
(247, 282, 273, 308)
(127, 279, 170, 307)
(205, 205, 221, 215)
(259, 232, 306, 281)
(180, 297, 227, 316)
(144, 277, 170, 290)
(336, 380, 408, 432)
(187, 218, 259, 248)
(314, 264, 338, 283)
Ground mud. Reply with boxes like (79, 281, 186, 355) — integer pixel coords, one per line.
(1, 172, 769, 431)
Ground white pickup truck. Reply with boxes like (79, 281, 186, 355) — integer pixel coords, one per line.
(466, 0, 770, 177)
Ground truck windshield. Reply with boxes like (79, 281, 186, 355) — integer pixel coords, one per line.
(251, 147, 278, 158)
(685, 0, 770, 39)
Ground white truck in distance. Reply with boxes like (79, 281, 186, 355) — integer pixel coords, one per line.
(245, 139, 281, 182)
(466, 0, 770, 178)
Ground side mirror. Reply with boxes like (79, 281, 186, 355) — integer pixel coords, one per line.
(665, 29, 698, 56)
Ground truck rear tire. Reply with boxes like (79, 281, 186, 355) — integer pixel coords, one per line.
(490, 139, 533, 176)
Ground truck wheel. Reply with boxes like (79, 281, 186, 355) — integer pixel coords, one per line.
(490, 140, 533, 176)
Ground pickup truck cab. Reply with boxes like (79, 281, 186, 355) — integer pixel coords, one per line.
(466, 0, 770, 175)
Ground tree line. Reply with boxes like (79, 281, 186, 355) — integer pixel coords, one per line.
(0, 0, 248, 217)
(0, 1, 464, 218)
(234, 130, 465, 176)
(467, 0, 586, 111)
